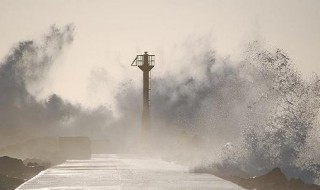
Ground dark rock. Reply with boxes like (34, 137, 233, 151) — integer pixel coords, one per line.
(194, 165, 320, 190)
(288, 178, 306, 189)
(24, 158, 51, 169)
(0, 156, 47, 189)
(223, 167, 320, 190)
(248, 168, 288, 190)
(0, 174, 24, 190)
(0, 156, 26, 179)
(26, 162, 38, 167)
(0, 156, 45, 180)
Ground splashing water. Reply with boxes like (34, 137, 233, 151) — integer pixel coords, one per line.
(1, 26, 320, 184)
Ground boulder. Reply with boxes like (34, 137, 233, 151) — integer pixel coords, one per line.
(0, 174, 24, 190)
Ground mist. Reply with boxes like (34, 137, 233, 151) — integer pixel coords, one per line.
(0, 25, 115, 161)
(1, 25, 320, 185)
(113, 40, 320, 184)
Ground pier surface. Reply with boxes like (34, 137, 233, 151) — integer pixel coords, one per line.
(17, 154, 243, 190)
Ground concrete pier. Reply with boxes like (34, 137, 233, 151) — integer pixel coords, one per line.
(17, 154, 244, 190)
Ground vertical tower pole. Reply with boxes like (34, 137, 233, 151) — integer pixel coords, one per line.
(139, 52, 153, 142)
(132, 52, 154, 150)
(142, 54, 150, 135)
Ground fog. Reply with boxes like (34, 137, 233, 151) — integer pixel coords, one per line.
(1, 24, 320, 185)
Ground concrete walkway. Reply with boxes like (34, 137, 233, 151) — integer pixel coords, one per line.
(17, 154, 244, 190)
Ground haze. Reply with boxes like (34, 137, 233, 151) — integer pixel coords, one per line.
(0, 0, 319, 108)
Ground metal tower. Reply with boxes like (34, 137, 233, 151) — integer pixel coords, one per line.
(131, 52, 155, 141)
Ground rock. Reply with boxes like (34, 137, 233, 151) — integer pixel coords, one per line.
(225, 167, 320, 190)
(0, 174, 24, 190)
(288, 178, 305, 189)
(0, 156, 45, 180)
(23, 158, 51, 169)
(0, 156, 26, 179)
(248, 168, 288, 190)
(0, 156, 47, 189)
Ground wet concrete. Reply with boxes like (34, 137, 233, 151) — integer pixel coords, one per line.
(17, 154, 244, 190)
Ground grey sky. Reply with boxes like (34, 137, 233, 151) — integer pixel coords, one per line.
(0, 0, 319, 107)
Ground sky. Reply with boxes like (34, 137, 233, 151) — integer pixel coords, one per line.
(0, 0, 319, 108)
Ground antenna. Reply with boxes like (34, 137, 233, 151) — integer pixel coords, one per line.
(131, 52, 155, 145)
